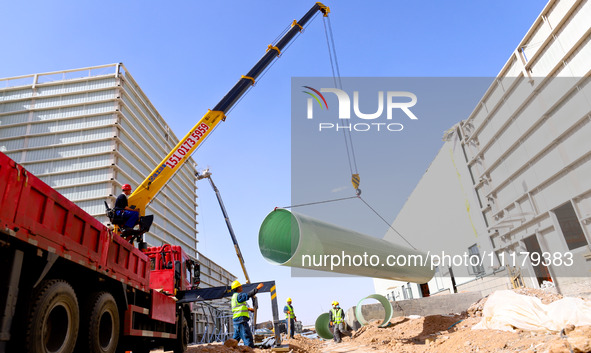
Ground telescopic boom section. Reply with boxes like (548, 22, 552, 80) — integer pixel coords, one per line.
(128, 3, 330, 215)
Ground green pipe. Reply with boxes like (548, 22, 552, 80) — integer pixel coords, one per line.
(314, 313, 333, 340)
(258, 209, 434, 282)
(355, 294, 393, 328)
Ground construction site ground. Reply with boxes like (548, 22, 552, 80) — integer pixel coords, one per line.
(168, 289, 590, 353)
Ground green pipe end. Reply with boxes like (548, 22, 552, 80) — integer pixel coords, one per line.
(314, 313, 334, 340)
(355, 294, 393, 328)
(259, 209, 300, 264)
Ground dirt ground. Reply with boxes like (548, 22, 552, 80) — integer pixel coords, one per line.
(181, 289, 591, 353)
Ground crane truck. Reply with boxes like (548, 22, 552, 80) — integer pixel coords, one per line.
(0, 3, 330, 353)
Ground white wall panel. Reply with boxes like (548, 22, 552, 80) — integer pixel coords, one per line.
(0, 88, 33, 102)
(522, 21, 551, 62)
(0, 112, 29, 126)
(58, 182, 111, 201)
(22, 140, 114, 162)
(24, 154, 114, 175)
(41, 168, 111, 187)
(36, 78, 117, 96)
(1, 64, 204, 267)
(26, 126, 114, 148)
(31, 102, 116, 121)
(555, 1, 591, 53)
(561, 35, 591, 76)
(29, 114, 115, 134)
(34, 89, 116, 109)
(0, 124, 27, 137)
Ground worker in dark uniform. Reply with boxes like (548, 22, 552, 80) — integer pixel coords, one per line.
(114, 184, 139, 229)
(231, 281, 264, 348)
(329, 301, 345, 343)
(283, 298, 296, 338)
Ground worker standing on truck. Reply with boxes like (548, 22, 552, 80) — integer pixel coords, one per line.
(284, 297, 296, 338)
(114, 184, 139, 228)
(231, 280, 264, 348)
(329, 301, 345, 343)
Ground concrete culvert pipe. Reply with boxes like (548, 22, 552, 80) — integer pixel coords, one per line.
(258, 209, 434, 282)
(355, 294, 393, 328)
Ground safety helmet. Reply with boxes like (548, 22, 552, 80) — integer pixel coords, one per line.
(122, 184, 132, 191)
(333, 301, 339, 306)
(231, 280, 241, 290)
(331, 301, 336, 306)
(287, 297, 292, 302)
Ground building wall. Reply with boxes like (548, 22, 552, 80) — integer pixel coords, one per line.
(192, 251, 237, 343)
(375, 0, 591, 298)
(0, 63, 239, 342)
(0, 63, 199, 256)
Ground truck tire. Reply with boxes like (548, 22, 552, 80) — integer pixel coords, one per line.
(25, 279, 79, 353)
(85, 292, 120, 353)
(172, 313, 188, 353)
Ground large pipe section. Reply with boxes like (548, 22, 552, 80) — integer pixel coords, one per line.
(258, 209, 434, 282)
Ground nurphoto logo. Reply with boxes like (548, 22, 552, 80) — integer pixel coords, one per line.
(302, 86, 419, 132)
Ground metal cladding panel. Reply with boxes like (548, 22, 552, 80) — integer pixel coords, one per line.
(24, 140, 114, 162)
(74, 199, 110, 217)
(562, 35, 591, 77)
(0, 101, 28, 114)
(0, 88, 33, 102)
(1, 64, 201, 264)
(34, 102, 117, 121)
(25, 154, 114, 175)
(554, 1, 591, 53)
(0, 111, 28, 126)
(34, 89, 117, 109)
(0, 137, 25, 150)
(0, 124, 28, 137)
(522, 21, 551, 62)
(29, 114, 115, 134)
(120, 83, 168, 142)
(547, 0, 575, 28)
(27, 126, 114, 148)
(35, 77, 118, 96)
(58, 182, 111, 201)
(41, 168, 112, 188)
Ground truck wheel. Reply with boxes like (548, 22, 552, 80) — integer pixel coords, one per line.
(85, 292, 120, 353)
(172, 314, 188, 353)
(26, 279, 79, 353)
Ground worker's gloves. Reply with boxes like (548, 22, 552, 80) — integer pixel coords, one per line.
(248, 308, 255, 312)
(256, 283, 264, 290)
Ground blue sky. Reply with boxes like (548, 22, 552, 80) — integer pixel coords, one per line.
(0, 1, 547, 325)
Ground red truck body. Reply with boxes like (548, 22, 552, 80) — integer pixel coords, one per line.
(0, 151, 190, 353)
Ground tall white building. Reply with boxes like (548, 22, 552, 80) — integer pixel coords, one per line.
(0, 64, 240, 341)
(375, 0, 591, 300)
(0, 63, 199, 255)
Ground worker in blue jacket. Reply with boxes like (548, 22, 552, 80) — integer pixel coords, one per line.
(114, 184, 139, 228)
(231, 280, 264, 348)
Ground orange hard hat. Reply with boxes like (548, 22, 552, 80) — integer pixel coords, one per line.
(122, 184, 132, 191)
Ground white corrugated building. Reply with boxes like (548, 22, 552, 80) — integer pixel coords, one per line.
(375, 0, 591, 300)
(0, 63, 199, 255)
(0, 63, 237, 341)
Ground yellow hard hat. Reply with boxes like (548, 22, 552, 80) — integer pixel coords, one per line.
(287, 297, 292, 302)
(331, 301, 336, 306)
(231, 280, 242, 290)
(333, 301, 339, 306)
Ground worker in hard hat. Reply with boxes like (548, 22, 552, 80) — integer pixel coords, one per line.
(283, 298, 297, 339)
(231, 280, 264, 348)
(114, 184, 139, 229)
(329, 301, 345, 343)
